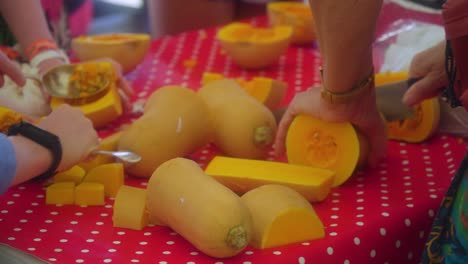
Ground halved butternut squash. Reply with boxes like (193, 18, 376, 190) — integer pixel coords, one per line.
(375, 72, 440, 143)
(286, 114, 368, 187)
(71, 33, 150, 73)
(217, 22, 292, 69)
(267, 2, 316, 45)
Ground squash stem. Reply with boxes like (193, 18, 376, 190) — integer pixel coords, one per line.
(226, 225, 248, 249)
(254, 126, 274, 148)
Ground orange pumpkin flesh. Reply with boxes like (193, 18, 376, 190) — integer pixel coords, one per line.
(286, 114, 368, 187)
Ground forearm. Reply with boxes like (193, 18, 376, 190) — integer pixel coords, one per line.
(0, 0, 54, 52)
(308, 0, 383, 93)
(8, 135, 52, 186)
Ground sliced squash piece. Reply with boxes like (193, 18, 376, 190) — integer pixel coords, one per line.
(241, 184, 325, 249)
(83, 163, 124, 197)
(53, 165, 86, 184)
(375, 72, 440, 143)
(46, 182, 75, 205)
(286, 114, 368, 187)
(113, 185, 149, 230)
(75, 182, 105, 206)
(78, 132, 122, 172)
(205, 156, 334, 202)
(71, 33, 150, 73)
(267, 2, 316, 45)
(217, 22, 292, 69)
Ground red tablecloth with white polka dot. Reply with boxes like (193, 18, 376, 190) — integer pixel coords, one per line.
(1, 2, 464, 264)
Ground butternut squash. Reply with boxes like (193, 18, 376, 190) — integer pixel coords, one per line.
(375, 72, 440, 143)
(74, 182, 105, 206)
(205, 156, 334, 202)
(286, 114, 368, 187)
(217, 22, 292, 69)
(241, 184, 325, 249)
(198, 79, 277, 159)
(118, 85, 214, 178)
(201, 72, 287, 111)
(146, 158, 252, 258)
(267, 2, 316, 45)
(83, 163, 124, 197)
(78, 131, 122, 172)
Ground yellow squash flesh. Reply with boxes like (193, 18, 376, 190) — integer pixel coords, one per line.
(267, 2, 316, 45)
(0, 106, 23, 134)
(72, 33, 150, 73)
(286, 114, 368, 187)
(241, 184, 325, 249)
(217, 22, 292, 69)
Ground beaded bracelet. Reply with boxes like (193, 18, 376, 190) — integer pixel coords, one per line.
(24, 39, 58, 61)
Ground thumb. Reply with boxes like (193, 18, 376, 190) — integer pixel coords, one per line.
(403, 75, 444, 106)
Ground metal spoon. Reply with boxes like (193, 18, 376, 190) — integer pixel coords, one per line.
(93, 150, 142, 164)
(26, 64, 109, 99)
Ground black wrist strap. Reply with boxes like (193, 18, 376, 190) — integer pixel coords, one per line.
(8, 121, 63, 181)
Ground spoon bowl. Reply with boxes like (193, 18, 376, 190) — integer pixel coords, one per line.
(92, 150, 142, 164)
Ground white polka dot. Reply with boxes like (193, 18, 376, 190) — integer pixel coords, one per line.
(380, 228, 386, 236)
(382, 212, 390, 217)
(60, 239, 68, 243)
(273, 251, 282, 255)
(131, 260, 139, 263)
(76, 259, 84, 263)
(139, 241, 148, 245)
(33, 238, 41, 242)
(108, 249, 117, 253)
(54, 248, 62, 252)
(135, 251, 144, 255)
(356, 221, 364, 226)
(27, 248, 36, 251)
(113, 241, 121, 245)
(117, 231, 125, 235)
(86, 239, 94, 243)
(245, 251, 254, 255)
(298, 257, 306, 264)
(327, 247, 334, 255)
(405, 219, 411, 227)
(81, 249, 89, 253)
(354, 237, 360, 245)
(408, 251, 413, 260)
(104, 259, 112, 263)
(396, 240, 401, 248)
(162, 251, 171, 255)
(344, 260, 350, 264)
(370, 249, 376, 258)
(8, 237, 15, 241)
(329, 232, 338, 236)
(301, 242, 310, 246)
(166, 241, 175, 245)
(419, 231, 425, 238)
(190, 252, 198, 255)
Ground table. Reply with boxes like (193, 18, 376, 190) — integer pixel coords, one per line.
(1, 2, 464, 263)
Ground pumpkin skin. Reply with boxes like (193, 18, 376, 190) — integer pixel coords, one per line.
(71, 33, 150, 73)
(0, 106, 23, 134)
(375, 72, 440, 143)
(285, 114, 369, 187)
(146, 158, 252, 258)
(217, 22, 292, 69)
(267, 2, 316, 45)
(118, 86, 214, 178)
(198, 79, 277, 159)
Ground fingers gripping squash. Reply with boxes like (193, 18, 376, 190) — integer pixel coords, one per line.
(118, 86, 214, 178)
(286, 114, 369, 187)
(198, 79, 277, 159)
(146, 158, 252, 258)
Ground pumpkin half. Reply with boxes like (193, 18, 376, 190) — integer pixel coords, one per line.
(71, 33, 150, 74)
(375, 72, 440, 143)
(285, 114, 368, 187)
(217, 22, 292, 69)
(267, 2, 316, 45)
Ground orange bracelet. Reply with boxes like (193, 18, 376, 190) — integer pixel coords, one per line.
(0, 46, 21, 60)
(25, 39, 58, 61)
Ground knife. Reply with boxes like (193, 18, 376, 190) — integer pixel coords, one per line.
(375, 77, 420, 121)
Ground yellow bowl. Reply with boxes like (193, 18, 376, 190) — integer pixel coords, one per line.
(71, 33, 151, 74)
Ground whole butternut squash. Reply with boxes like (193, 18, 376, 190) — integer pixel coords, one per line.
(198, 79, 277, 159)
(146, 158, 252, 258)
(118, 86, 214, 178)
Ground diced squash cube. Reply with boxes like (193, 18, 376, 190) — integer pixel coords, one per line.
(53, 165, 86, 184)
(205, 156, 334, 202)
(241, 184, 325, 249)
(113, 185, 149, 230)
(75, 182, 105, 206)
(83, 163, 124, 197)
(46, 182, 75, 205)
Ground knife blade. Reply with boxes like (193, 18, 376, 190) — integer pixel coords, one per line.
(375, 77, 420, 121)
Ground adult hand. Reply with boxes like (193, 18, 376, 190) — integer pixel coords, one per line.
(37, 104, 99, 172)
(274, 85, 387, 168)
(403, 41, 447, 106)
(0, 51, 26, 87)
